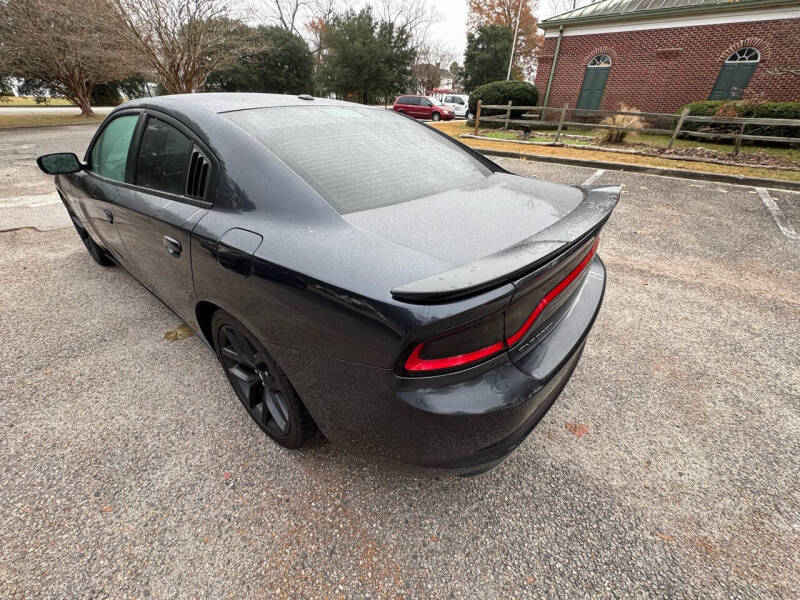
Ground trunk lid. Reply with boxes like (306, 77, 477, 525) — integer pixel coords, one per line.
(383, 181, 620, 303)
(343, 173, 585, 266)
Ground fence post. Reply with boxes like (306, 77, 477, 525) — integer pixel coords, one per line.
(554, 103, 569, 143)
(504, 101, 512, 130)
(473, 100, 482, 135)
(733, 122, 746, 155)
(669, 108, 689, 149)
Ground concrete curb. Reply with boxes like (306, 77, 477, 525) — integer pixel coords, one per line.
(0, 122, 103, 132)
(474, 147, 800, 193)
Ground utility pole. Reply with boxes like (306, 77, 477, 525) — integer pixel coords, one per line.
(506, 0, 524, 80)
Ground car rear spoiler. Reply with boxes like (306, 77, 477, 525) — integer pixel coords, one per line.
(391, 185, 621, 303)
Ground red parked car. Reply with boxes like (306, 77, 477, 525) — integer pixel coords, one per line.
(393, 95, 455, 121)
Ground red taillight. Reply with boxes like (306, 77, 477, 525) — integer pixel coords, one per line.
(505, 237, 599, 346)
(403, 237, 599, 374)
(405, 339, 506, 372)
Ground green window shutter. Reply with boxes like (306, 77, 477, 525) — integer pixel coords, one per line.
(709, 63, 757, 100)
(729, 62, 757, 99)
(577, 67, 610, 110)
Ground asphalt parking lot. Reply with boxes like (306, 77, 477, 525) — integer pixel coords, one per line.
(1, 124, 798, 598)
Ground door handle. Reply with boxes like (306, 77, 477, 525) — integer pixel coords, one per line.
(103, 209, 114, 224)
(163, 235, 182, 257)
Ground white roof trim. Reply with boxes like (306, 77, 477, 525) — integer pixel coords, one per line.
(542, 5, 800, 37)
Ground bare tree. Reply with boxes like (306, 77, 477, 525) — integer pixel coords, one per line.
(261, 0, 312, 36)
(0, 0, 135, 116)
(375, 0, 440, 51)
(112, 0, 255, 93)
(414, 41, 455, 93)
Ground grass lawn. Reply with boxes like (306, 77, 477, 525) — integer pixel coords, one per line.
(0, 96, 74, 107)
(634, 131, 800, 162)
(430, 120, 800, 183)
(0, 113, 104, 129)
(440, 121, 800, 163)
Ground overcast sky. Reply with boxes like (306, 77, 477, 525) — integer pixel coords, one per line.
(429, 0, 568, 62)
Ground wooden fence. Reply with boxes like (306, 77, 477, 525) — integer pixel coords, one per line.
(471, 100, 800, 154)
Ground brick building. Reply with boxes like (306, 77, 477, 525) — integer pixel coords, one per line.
(534, 0, 800, 113)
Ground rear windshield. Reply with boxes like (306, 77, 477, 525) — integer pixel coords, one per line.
(223, 105, 490, 214)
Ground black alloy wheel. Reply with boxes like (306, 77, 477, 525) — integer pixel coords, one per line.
(212, 310, 316, 448)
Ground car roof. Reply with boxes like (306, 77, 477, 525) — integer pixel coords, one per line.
(122, 92, 354, 115)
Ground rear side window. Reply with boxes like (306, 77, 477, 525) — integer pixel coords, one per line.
(136, 118, 193, 195)
(224, 105, 490, 214)
(90, 115, 138, 182)
(401, 97, 420, 106)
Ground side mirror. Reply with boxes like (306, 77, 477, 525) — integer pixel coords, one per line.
(36, 152, 83, 175)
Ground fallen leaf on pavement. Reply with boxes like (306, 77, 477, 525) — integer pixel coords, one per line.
(164, 323, 195, 341)
(565, 422, 589, 437)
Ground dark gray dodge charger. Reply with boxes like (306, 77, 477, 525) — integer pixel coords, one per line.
(37, 93, 619, 474)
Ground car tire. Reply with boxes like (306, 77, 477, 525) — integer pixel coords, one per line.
(211, 309, 317, 449)
(83, 235, 114, 266)
(63, 202, 114, 267)
(431, 112, 441, 122)
(69, 217, 113, 266)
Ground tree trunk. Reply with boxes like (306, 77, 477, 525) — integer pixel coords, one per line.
(74, 92, 94, 117)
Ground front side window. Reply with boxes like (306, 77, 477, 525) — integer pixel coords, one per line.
(224, 106, 490, 214)
(89, 114, 139, 182)
(136, 118, 193, 195)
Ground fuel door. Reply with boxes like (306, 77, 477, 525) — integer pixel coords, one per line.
(217, 228, 263, 277)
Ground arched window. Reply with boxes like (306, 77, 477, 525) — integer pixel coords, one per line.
(726, 47, 760, 63)
(709, 47, 760, 100)
(588, 54, 612, 67)
(578, 55, 612, 109)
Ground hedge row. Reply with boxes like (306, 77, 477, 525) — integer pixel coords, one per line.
(679, 100, 800, 141)
(468, 80, 539, 120)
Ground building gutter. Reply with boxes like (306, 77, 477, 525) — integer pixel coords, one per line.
(542, 25, 563, 109)
(538, 0, 798, 29)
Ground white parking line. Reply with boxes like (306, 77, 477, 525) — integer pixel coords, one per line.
(755, 187, 800, 244)
(582, 169, 605, 187)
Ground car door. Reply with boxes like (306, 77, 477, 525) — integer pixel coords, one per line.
(453, 96, 467, 116)
(69, 112, 141, 266)
(419, 98, 434, 119)
(403, 96, 419, 118)
(114, 113, 213, 319)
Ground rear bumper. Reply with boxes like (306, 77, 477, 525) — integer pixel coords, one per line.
(274, 256, 606, 474)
